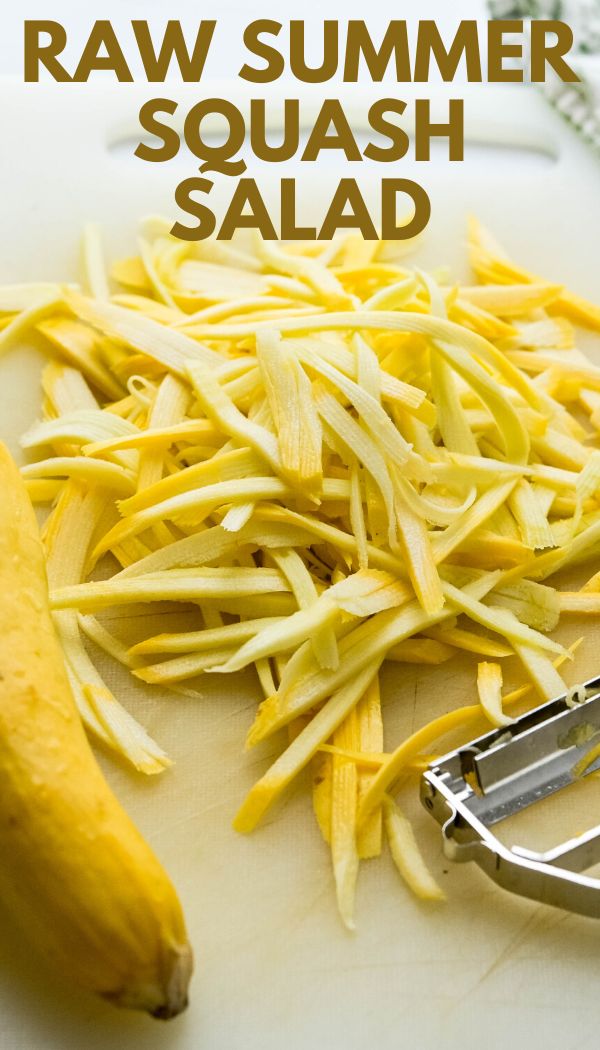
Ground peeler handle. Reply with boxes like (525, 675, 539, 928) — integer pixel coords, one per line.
(440, 808, 600, 920)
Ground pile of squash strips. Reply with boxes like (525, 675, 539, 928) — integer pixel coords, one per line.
(5, 216, 600, 927)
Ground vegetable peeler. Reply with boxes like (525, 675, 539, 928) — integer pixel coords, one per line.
(421, 676, 600, 916)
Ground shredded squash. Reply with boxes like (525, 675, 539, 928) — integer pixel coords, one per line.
(5, 216, 600, 929)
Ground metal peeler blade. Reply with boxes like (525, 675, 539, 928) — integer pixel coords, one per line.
(421, 674, 600, 917)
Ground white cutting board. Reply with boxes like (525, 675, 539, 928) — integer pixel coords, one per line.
(1, 79, 600, 1050)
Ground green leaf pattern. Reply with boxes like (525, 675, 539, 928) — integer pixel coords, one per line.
(489, 0, 600, 52)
